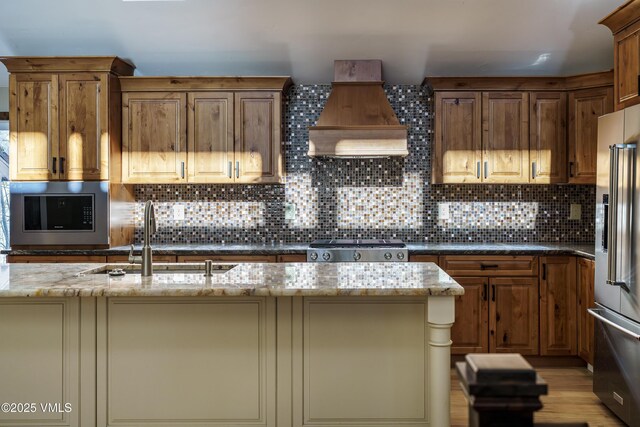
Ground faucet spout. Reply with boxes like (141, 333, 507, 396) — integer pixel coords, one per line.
(141, 200, 155, 276)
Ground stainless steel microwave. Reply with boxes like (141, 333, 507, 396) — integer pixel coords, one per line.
(10, 181, 110, 246)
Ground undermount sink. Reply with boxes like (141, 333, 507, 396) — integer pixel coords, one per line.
(79, 263, 237, 276)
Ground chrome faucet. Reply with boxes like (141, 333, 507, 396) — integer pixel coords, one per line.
(129, 200, 156, 276)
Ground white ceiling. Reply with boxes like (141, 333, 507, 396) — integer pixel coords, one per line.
(0, 0, 623, 86)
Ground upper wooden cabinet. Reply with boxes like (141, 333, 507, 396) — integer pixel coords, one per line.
(567, 86, 613, 184)
(119, 77, 290, 184)
(0, 57, 135, 181)
(427, 74, 612, 184)
(433, 92, 482, 183)
(483, 92, 530, 183)
(529, 92, 567, 184)
(600, 1, 640, 110)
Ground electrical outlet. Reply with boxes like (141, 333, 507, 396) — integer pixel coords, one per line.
(569, 203, 581, 220)
(284, 203, 296, 222)
(438, 203, 450, 221)
(173, 204, 185, 221)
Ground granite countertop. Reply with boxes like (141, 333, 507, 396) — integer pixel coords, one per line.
(0, 261, 463, 298)
(2, 243, 596, 259)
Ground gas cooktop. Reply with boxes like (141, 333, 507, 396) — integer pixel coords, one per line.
(307, 239, 408, 262)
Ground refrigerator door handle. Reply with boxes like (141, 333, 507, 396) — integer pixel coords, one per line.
(607, 144, 636, 292)
(607, 145, 619, 285)
(588, 308, 640, 341)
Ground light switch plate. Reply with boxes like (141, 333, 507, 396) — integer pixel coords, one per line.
(569, 203, 581, 220)
(173, 204, 185, 221)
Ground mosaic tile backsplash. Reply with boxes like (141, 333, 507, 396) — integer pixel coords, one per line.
(134, 84, 595, 244)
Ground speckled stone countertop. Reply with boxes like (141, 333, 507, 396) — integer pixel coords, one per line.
(2, 243, 596, 259)
(0, 262, 463, 298)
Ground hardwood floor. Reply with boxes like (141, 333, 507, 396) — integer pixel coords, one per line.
(450, 367, 626, 427)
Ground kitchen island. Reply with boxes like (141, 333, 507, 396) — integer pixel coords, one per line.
(0, 262, 462, 427)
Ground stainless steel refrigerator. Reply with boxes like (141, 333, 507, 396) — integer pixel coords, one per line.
(590, 103, 640, 426)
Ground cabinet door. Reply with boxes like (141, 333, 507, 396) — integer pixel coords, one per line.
(432, 92, 482, 183)
(59, 73, 109, 180)
(577, 258, 595, 364)
(482, 92, 529, 183)
(490, 277, 538, 355)
(451, 277, 489, 354)
(614, 20, 640, 110)
(187, 92, 234, 183)
(122, 92, 187, 183)
(9, 73, 59, 181)
(568, 87, 614, 184)
(234, 92, 282, 184)
(530, 92, 567, 184)
(540, 256, 577, 356)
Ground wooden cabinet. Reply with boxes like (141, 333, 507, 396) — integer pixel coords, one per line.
(451, 277, 489, 354)
(529, 92, 567, 183)
(427, 74, 612, 184)
(187, 92, 234, 182)
(577, 258, 596, 364)
(119, 77, 290, 184)
(7, 255, 107, 263)
(433, 92, 482, 183)
(442, 256, 539, 355)
(568, 87, 614, 184)
(177, 255, 277, 263)
(540, 256, 577, 356)
(600, 1, 640, 110)
(483, 92, 530, 183)
(490, 277, 539, 354)
(1, 57, 134, 181)
(122, 92, 187, 183)
(276, 254, 307, 263)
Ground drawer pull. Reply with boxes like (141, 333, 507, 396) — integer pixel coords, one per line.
(480, 264, 499, 270)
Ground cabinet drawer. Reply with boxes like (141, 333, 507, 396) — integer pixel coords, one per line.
(177, 255, 276, 263)
(408, 255, 439, 263)
(7, 255, 107, 263)
(439, 255, 538, 276)
(276, 254, 307, 263)
(107, 255, 177, 263)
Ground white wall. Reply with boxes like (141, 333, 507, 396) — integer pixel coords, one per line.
(0, 87, 7, 112)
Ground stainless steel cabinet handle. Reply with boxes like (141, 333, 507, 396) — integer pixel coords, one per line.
(588, 308, 640, 341)
(181, 161, 185, 179)
(532, 162, 537, 179)
(228, 161, 232, 178)
(236, 161, 239, 178)
(484, 161, 488, 179)
(476, 161, 481, 179)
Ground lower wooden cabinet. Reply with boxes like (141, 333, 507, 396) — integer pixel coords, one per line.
(540, 256, 577, 356)
(451, 277, 489, 354)
(577, 258, 595, 364)
(490, 277, 539, 355)
(7, 255, 107, 263)
(177, 255, 276, 263)
(276, 254, 307, 263)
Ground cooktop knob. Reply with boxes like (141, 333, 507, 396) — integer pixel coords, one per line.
(397, 252, 405, 260)
(384, 252, 392, 260)
(322, 252, 331, 261)
(310, 252, 318, 261)
(353, 251, 362, 261)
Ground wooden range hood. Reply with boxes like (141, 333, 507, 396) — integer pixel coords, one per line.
(308, 60, 408, 158)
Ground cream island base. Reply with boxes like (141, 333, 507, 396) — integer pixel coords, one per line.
(0, 262, 463, 427)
